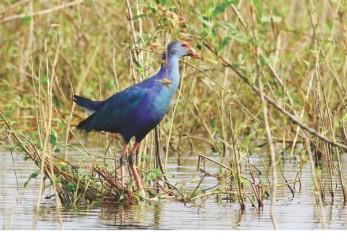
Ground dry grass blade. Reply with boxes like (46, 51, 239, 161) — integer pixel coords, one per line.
(0, 111, 138, 205)
(0, 0, 84, 24)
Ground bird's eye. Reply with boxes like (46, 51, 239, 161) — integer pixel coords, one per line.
(181, 44, 187, 47)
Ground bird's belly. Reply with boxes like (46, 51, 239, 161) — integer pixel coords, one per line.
(138, 95, 171, 128)
(120, 91, 172, 142)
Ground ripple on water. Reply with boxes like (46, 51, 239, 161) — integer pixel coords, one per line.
(1, 151, 347, 229)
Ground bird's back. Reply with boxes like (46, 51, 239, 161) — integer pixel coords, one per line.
(75, 75, 175, 142)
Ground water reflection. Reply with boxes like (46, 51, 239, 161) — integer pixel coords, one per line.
(1, 151, 347, 230)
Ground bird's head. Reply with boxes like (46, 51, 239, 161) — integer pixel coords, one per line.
(167, 40, 200, 59)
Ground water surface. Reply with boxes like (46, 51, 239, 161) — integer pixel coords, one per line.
(1, 151, 346, 230)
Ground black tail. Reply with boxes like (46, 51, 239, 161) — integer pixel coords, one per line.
(76, 117, 94, 132)
(73, 95, 97, 111)
(73, 95, 100, 132)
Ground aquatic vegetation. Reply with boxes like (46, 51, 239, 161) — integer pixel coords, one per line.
(1, 1, 347, 231)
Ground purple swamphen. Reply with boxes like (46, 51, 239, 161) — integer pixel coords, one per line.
(73, 40, 199, 195)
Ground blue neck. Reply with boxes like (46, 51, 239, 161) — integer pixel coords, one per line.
(156, 52, 180, 88)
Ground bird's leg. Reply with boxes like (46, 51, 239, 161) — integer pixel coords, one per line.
(128, 142, 145, 196)
(120, 143, 128, 188)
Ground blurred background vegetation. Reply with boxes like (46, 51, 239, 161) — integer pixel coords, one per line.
(1, 0, 347, 158)
(1, 0, 347, 204)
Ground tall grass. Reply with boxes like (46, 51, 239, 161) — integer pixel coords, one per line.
(1, 0, 347, 215)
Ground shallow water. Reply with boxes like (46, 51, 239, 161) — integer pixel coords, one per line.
(1, 151, 347, 230)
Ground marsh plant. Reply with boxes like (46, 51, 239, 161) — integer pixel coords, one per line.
(1, 1, 347, 229)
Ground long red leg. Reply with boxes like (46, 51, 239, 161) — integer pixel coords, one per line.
(128, 142, 144, 194)
(120, 143, 127, 188)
